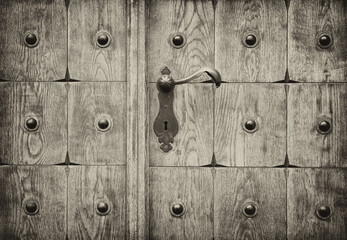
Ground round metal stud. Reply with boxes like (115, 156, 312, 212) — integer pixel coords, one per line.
(316, 118, 332, 134)
(23, 199, 39, 215)
(170, 202, 185, 217)
(242, 202, 258, 218)
(96, 31, 111, 48)
(95, 115, 112, 132)
(24, 32, 39, 48)
(25, 117, 39, 131)
(242, 33, 259, 48)
(316, 204, 333, 220)
(243, 118, 258, 133)
(96, 200, 111, 216)
(317, 33, 333, 49)
(170, 33, 186, 49)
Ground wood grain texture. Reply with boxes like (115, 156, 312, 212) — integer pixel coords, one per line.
(288, 0, 347, 82)
(149, 83, 214, 166)
(215, 0, 287, 82)
(214, 84, 286, 166)
(288, 168, 347, 239)
(68, 166, 126, 240)
(149, 167, 213, 240)
(147, 0, 214, 83)
(0, 0, 67, 81)
(68, 82, 126, 165)
(68, 0, 127, 81)
(214, 168, 286, 240)
(288, 83, 347, 167)
(0, 166, 66, 240)
(0, 82, 67, 164)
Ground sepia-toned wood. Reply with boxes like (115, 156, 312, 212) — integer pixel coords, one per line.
(288, 0, 347, 82)
(0, 166, 66, 239)
(288, 84, 347, 167)
(214, 84, 286, 166)
(149, 167, 213, 240)
(288, 168, 347, 239)
(68, 0, 127, 81)
(215, 0, 287, 82)
(0, 0, 67, 81)
(0, 82, 67, 164)
(147, 0, 214, 83)
(68, 166, 126, 240)
(214, 168, 286, 240)
(68, 82, 126, 165)
(149, 83, 214, 166)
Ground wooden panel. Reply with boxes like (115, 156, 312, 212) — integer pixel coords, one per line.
(0, 82, 67, 164)
(215, 0, 287, 82)
(149, 83, 214, 166)
(149, 167, 213, 239)
(288, 84, 347, 167)
(68, 82, 126, 165)
(0, 166, 66, 239)
(288, 169, 347, 239)
(0, 0, 67, 81)
(147, 0, 214, 83)
(68, 166, 126, 240)
(68, 0, 127, 81)
(288, 0, 347, 82)
(214, 168, 286, 240)
(214, 84, 286, 166)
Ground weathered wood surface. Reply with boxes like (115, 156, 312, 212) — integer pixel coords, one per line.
(288, 0, 347, 82)
(0, 0, 67, 81)
(215, 0, 287, 82)
(0, 82, 67, 164)
(68, 166, 126, 240)
(288, 168, 347, 239)
(149, 167, 213, 239)
(288, 83, 347, 167)
(149, 83, 214, 166)
(0, 166, 66, 240)
(147, 0, 214, 83)
(68, 0, 127, 81)
(68, 82, 126, 165)
(214, 84, 286, 166)
(214, 168, 286, 240)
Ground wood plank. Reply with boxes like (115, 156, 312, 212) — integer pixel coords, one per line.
(214, 84, 286, 166)
(288, 83, 347, 167)
(288, 0, 347, 82)
(0, 82, 67, 164)
(149, 83, 214, 166)
(214, 168, 286, 240)
(288, 168, 347, 239)
(0, 0, 67, 81)
(147, 0, 215, 83)
(68, 166, 126, 240)
(68, 0, 127, 81)
(149, 167, 213, 240)
(68, 82, 126, 165)
(215, 0, 287, 82)
(0, 166, 66, 239)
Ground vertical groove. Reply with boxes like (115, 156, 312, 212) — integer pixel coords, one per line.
(285, 1, 289, 238)
(212, 1, 216, 239)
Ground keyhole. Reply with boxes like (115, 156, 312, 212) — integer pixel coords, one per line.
(164, 121, 168, 131)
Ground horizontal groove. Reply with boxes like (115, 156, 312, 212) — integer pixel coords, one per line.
(148, 166, 347, 169)
(0, 164, 127, 167)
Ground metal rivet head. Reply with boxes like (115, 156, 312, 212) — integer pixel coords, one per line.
(95, 115, 112, 132)
(243, 33, 259, 48)
(25, 117, 39, 131)
(170, 202, 185, 217)
(96, 31, 111, 48)
(243, 118, 258, 133)
(316, 204, 333, 220)
(170, 34, 186, 48)
(24, 33, 39, 47)
(317, 33, 333, 49)
(96, 201, 110, 216)
(316, 118, 332, 134)
(98, 119, 110, 130)
(243, 202, 258, 218)
(23, 199, 39, 215)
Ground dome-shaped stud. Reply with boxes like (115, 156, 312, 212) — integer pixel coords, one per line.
(243, 118, 258, 133)
(242, 33, 259, 48)
(242, 202, 258, 218)
(317, 33, 333, 49)
(170, 34, 186, 48)
(23, 199, 39, 215)
(170, 202, 185, 217)
(316, 204, 333, 220)
(24, 33, 39, 48)
(316, 118, 332, 134)
(95, 115, 112, 132)
(96, 31, 111, 48)
(96, 201, 110, 216)
(25, 117, 39, 131)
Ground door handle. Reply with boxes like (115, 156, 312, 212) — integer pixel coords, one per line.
(154, 66, 221, 152)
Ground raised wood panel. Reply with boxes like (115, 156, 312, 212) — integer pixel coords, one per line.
(68, 82, 126, 165)
(214, 168, 286, 240)
(288, 84, 347, 167)
(214, 84, 286, 166)
(0, 166, 66, 240)
(0, 82, 67, 164)
(68, 166, 126, 240)
(147, 0, 214, 83)
(215, 0, 287, 82)
(0, 0, 67, 81)
(68, 0, 127, 81)
(288, 0, 347, 82)
(149, 83, 214, 166)
(288, 169, 347, 239)
(149, 167, 213, 240)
